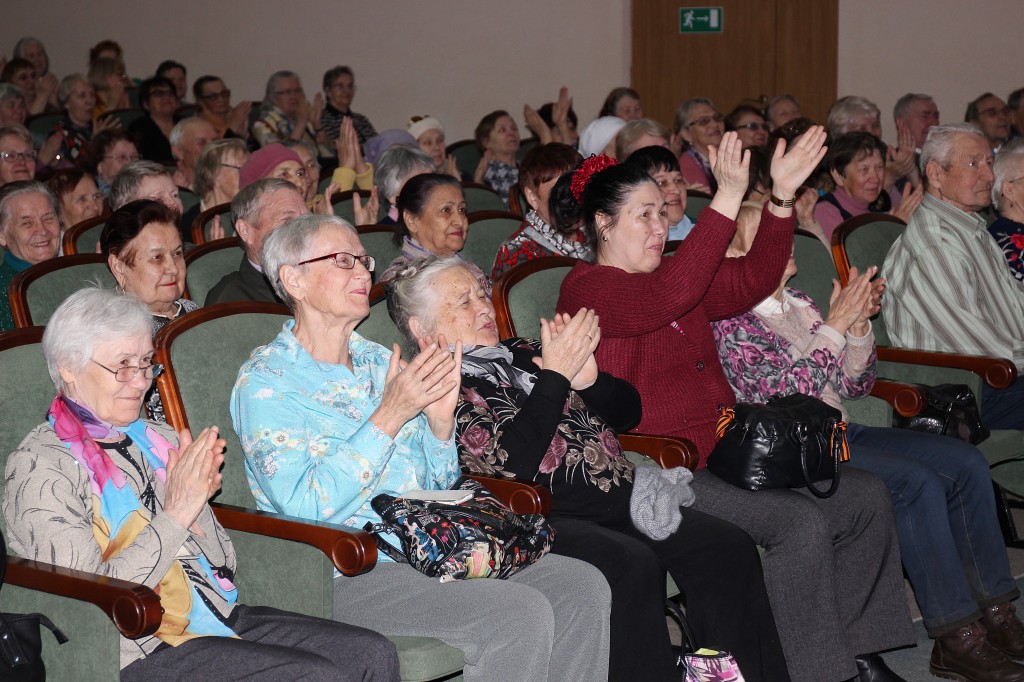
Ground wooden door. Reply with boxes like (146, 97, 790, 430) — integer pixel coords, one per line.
(631, 0, 837, 129)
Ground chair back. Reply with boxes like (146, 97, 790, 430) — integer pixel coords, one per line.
(517, 138, 538, 162)
(177, 188, 200, 215)
(685, 190, 713, 222)
(330, 189, 357, 224)
(447, 139, 481, 179)
(789, 229, 838, 312)
(357, 225, 403, 279)
(25, 112, 63, 148)
(832, 214, 906, 346)
(61, 213, 108, 255)
(354, 283, 412, 357)
(0, 328, 53, 490)
(493, 256, 577, 339)
(507, 182, 526, 217)
(184, 237, 243, 305)
(464, 210, 522, 274)
(9, 254, 115, 328)
(101, 108, 144, 129)
(174, 104, 199, 118)
(154, 302, 291, 507)
(462, 183, 506, 213)
(191, 202, 235, 244)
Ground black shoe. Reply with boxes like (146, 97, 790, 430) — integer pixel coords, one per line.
(855, 653, 907, 682)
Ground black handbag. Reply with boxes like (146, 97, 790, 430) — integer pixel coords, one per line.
(0, 531, 68, 682)
(706, 393, 850, 499)
(892, 383, 990, 445)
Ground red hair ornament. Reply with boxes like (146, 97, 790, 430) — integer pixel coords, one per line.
(570, 154, 618, 202)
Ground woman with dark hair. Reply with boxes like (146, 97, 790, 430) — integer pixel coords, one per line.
(556, 129, 918, 682)
(725, 104, 770, 149)
(155, 60, 188, 103)
(472, 110, 520, 206)
(46, 168, 104, 229)
(814, 132, 921, 241)
(599, 87, 643, 121)
(379, 173, 491, 293)
(89, 130, 140, 196)
(101, 199, 196, 421)
(623, 145, 693, 240)
(491, 143, 586, 278)
(128, 76, 180, 162)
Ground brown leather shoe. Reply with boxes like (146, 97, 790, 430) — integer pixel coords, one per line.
(984, 603, 1024, 658)
(930, 622, 1024, 682)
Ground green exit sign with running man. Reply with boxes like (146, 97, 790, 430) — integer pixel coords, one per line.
(679, 7, 724, 33)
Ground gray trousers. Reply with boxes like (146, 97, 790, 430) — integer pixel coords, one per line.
(691, 467, 915, 682)
(121, 604, 400, 681)
(333, 553, 611, 682)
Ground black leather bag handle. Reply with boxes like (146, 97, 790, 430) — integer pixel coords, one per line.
(797, 422, 842, 499)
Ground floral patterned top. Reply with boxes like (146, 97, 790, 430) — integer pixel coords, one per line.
(252, 106, 320, 153)
(456, 338, 638, 526)
(988, 216, 1024, 284)
(490, 210, 593, 280)
(230, 320, 459, 556)
(482, 159, 519, 207)
(711, 288, 877, 421)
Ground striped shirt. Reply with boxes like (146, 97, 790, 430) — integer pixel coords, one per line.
(882, 193, 1024, 369)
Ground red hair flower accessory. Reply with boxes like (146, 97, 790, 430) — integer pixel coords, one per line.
(570, 154, 618, 202)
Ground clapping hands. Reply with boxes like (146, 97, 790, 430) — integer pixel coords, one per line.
(533, 309, 600, 390)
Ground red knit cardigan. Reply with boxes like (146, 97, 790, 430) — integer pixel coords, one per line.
(557, 204, 794, 468)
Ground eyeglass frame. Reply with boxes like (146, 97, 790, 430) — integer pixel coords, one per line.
(201, 89, 232, 101)
(0, 150, 38, 163)
(296, 251, 375, 272)
(92, 360, 164, 383)
(687, 113, 724, 128)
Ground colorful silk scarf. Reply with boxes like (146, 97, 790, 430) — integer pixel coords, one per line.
(47, 394, 238, 646)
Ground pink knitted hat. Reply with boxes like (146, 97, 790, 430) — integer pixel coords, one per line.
(239, 144, 303, 189)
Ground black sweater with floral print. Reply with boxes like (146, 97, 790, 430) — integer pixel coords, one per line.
(456, 338, 641, 526)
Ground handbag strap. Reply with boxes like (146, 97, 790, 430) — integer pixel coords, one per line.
(797, 420, 844, 499)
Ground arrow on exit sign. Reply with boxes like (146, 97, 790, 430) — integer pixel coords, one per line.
(679, 7, 724, 33)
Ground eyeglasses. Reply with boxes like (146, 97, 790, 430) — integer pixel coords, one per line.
(274, 88, 303, 97)
(0, 150, 37, 163)
(201, 89, 231, 101)
(296, 251, 375, 271)
(329, 82, 355, 91)
(688, 113, 724, 128)
(149, 88, 176, 98)
(104, 153, 140, 163)
(735, 122, 770, 132)
(92, 360, 164, 383)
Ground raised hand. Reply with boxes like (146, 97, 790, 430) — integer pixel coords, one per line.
(769, 125, 828, 199)
(164, 427, 226, 534)
(371, 342, 459, 438)
(209, 214, 226, 240)
(534, 308, 600, 389)
(890, 182, 923, 224)
(707, 131, 750, 219)
(524, 104, 552, 145)
(311, 93, 325, 130)
(474, 149, 494, 184)
(353, 187, 380, 225)
(443, 155, 460, 180)
(94, 115, 123, 134)
(419, 334, 462, 439)
(227, 100, 253, 138)
(825, 265, 878, 336)
(336, 118, 355, 169)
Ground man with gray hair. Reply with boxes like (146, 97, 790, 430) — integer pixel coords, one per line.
(966, 92, 1011, 153)
(884, 123, 1024, 436)
(205, 178, 308, 305)
(893, 93, 939, 152)
(0, 180, 60, 330)
(169, 116, 218, 188)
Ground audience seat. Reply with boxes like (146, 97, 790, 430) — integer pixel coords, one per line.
(0, 327, 162, 681)
(191, 201, 235, 244)
(183, 237, 243, 304)
(461, 182, 506, 213)
(8, 254, 115, 327)
(177, 188, 200, 215)
(358, 225, 403, 281)
(493, 255, 577, 340)
(506, 182, 526, 217)
(446, 139, 480, 180)
(25, 112, 63, 149)
(61, 213, 108, 255)
(464, 210, 522, 274)
(330, 189, 358, 225)
(101, 107, 145, 129)
(684, 190, 713, 223)
(355, 282, 409, 357)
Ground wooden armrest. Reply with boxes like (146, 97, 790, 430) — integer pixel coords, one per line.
(877, 346, 1017, 389)
(619, 433, 698, 470)
(465, 475, 551, 515)
(4, 556, 162, 639)
(870, 379, 925, 418)
(211, 503, 377, 577)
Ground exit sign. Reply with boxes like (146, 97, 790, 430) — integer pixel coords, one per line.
(679, 7, 724, 33)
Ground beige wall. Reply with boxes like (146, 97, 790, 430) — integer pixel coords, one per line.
(4, 1, 1018, 146)
(1, 0, 631, 142)
(837, 0, 1021, 144)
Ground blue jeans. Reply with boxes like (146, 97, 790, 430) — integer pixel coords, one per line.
(982, 376, 1024, 430)
(846, 423, 1018, 636)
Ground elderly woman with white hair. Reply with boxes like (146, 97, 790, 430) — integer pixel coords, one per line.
(989, 142, 1024, 282)
(252, 70, 323, 153)
(40, 74, 118, 169)
(3, 286, 401, 681)
(230, 212, 612, 682)
(373, 144, 434, 225)
(0, 181, 61, 331)
(408, 115, 460, 178)
(674, 97, 724, 193)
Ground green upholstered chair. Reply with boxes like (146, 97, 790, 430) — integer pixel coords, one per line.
(507, 182, 526, 218)
(331, 189, 358, 225)
(493, 256, 577, 340)
(0, 327, 163, 681)
(356, 283, 411, 357)
(446, 140, 481, 180)
(191, 201, 235, 244)
(153, 303, 473, 681)
(103, 107, 145, 129)
(183, 237, 244, 305)
(684, 190, 713, 223)
(461, 183, 506, 213)
(177, 188, 200, 215)
(25, 112, 63, 148)
(463, 210, 521, 275)
(517, 138, 538, 162)
(60, 213, 108, 255)
(358, 225, 404, 284)
(8, 254, 116, 328)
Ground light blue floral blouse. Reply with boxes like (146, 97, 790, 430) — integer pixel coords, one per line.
(230, 320, 459, 557)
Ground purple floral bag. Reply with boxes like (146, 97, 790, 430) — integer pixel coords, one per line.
(366, 478, 555, 582)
